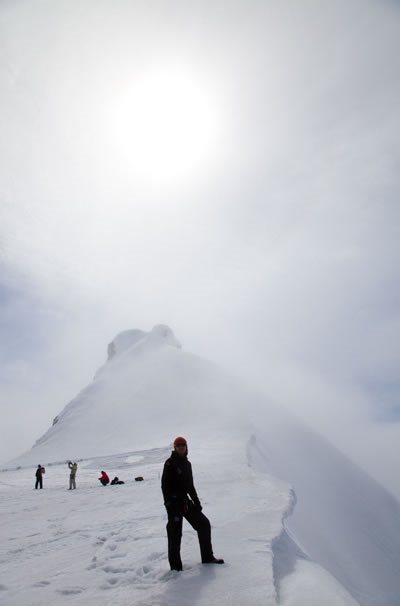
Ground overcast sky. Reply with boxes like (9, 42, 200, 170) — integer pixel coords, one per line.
(1, 0, 399, 488)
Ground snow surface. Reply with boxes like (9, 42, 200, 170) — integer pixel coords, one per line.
(0, 441, 356, 606)
(2, 325, 398, 604)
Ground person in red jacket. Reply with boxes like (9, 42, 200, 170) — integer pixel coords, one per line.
(99, 471, 110, 486)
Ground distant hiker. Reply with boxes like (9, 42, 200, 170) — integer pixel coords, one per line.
(161, 436, 224, 571)
(110, 476, 125, 485)
(68, 461, 78, 490)
(35, 465, 45, 489)
(99, 471, 110, 486)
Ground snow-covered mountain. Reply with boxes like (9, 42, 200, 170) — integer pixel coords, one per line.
(3, 326, 400, 605)
(11, 324, 247, 465)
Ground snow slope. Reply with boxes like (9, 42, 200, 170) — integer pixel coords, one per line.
(11, 325, 244, 466)
(0, 441, 356, 606)
(249, 413, 400, 606)
(3, 325, 399, 604)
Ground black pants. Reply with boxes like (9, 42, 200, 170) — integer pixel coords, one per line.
(166, 503, 214, 570)
(100, 479, 109, 486)
(35, 478, 43, 489)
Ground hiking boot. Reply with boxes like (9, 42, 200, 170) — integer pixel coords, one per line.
(202, 557, 224, 564)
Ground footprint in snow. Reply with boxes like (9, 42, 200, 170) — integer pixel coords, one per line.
(86, 555, 97, 570)
(57, 587, 85, 595)
(109, 552, 127, 559)
(146, 551, 164, 562)
(32, 580, 51, 587)
(137, 564, 153, 576)
(102, 564, 131, 574)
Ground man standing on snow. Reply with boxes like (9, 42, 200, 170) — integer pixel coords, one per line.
(35, 465, 44, 489)
(68, 461, 78, 490)
(161, 436, 224, 571)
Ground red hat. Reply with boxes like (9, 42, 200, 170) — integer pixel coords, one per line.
(174, 436, 187, 447)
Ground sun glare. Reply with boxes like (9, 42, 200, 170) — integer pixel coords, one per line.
(109, 68, 220, 184)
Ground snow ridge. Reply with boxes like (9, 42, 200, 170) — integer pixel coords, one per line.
(270, 487, 302, 601)
(248, 418, 400, 605)
(247, 435, 304, 603)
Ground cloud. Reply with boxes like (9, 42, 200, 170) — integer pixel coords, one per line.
(0, 0, 399, 483)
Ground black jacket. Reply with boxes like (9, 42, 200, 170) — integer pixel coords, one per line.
(161, 451, 201, 512)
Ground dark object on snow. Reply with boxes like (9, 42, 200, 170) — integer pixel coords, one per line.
(161, 437, 223, 571)
(99, 471, 110, 486)
(135, 476, 144, 481)
(111, 476, 125, 485)
(35, 465, 45, 489)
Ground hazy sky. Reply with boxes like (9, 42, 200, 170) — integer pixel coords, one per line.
(1, 0, 399, 485)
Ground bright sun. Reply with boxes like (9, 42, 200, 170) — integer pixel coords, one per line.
(110, 68, 220, 184)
